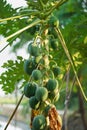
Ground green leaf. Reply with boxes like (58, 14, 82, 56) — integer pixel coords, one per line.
(0, 56, 29, 94)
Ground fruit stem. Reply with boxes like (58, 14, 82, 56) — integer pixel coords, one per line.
(54, 27, 87, 101)
(4, 93, 24, 130)
(0, 19, 41, 44)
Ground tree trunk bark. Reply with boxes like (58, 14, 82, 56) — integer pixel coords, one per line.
(78, 88, 87, 130)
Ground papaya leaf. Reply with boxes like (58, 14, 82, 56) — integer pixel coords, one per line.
(0, 56, 29, 94)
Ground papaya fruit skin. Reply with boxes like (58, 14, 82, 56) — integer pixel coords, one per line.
(24, 59, 37, 75)
(28, 43, 40, 57)
(32, 114, 47, 130)
(46, 79, 59, 92)
(32, 69, 42, 80)
(24, 82, 37, 98)
(50, 39, 59, 50)
(35, 87, 48, 101)
(29, 96, 40, 110)
(53, 66, 60, 77)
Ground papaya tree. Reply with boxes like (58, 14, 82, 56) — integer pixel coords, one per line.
(0, 0, 87, 130)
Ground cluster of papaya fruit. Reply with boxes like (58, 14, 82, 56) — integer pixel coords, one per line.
(23, 15, 61, 130)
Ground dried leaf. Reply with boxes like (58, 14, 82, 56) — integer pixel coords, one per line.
(48, 107, 62, 130)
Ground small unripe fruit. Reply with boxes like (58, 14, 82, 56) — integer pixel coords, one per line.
(28, 43, 40, 57)
(32, 69, 42, 80)
(24, 82, 37, 98)
(50, 39, 59, 50)
(29, 96, 40, 109)
(35, 87, 48, 101)
(32, 114, 47, 130)
(53, 66, 60, 77)
(46, 79, 59, 92)
(24, 59, 37, 75)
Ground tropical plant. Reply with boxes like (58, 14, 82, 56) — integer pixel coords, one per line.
(0, 0, 87, 130)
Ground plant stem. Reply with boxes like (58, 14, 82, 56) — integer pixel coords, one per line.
(0, 36, 18, 53)
(0, 15, 24, 22)
(54, 27, 87, 101)
(4, 93, 24, 130)
(45, 0, 68, 18)
(0, 19, 41, 44)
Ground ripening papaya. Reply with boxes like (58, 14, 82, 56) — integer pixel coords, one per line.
(28, 43, 40, 57)
(32, 69, 42, 80)
(24, 82, 37, 98)
(29, 96, 40, 109)
(35, 87, 48, 101)
(46, 79, 59, 93)
(24, 58, 37, 75)
(32, 114, 47, 130)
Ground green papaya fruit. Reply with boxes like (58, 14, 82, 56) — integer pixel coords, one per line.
(52, 66, 60, 77)
(35, 87, 48, 101)
(24, 82, 37, 98)
(50, 39, 59, 50)
(29, 96, 40, 109)
(46, 79, 59, 92)
(28, 43, 40, 57)
(32, 114, 47, 130)
(24, 58, 37, 75)
(32, 69, 42, 80)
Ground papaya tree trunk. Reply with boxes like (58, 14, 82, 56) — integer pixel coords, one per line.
(78, 88, 87, 130)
